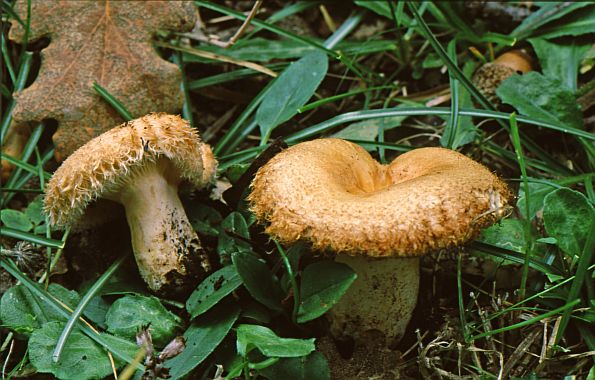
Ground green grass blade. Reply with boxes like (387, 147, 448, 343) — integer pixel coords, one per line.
(0, 227, 64, 249)
(172, 52, 194, 126)
(274, 241, 299, 323)
(509, 113, 534, 299)
(1, 148, 53, 207)
(468, 242, 560, 276)
(470, 299, 581, 341)
(554, 219, 595, 345)
(1, 51, 32, 144)
(92, 82, 133, 121)
(187, 63, 288, 90)
(53, 256, 126, 362)
(442, 39, 460, 148)
(299, 85, 393, 113)
(1, 29, 16, 84)
(285, 107, 595, 143)
(3, 122, 44, 189)
(0, 152, 52, 180)
(457, 254, 470, 342)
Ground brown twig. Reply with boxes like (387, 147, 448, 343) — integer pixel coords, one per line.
(210, 1, 263, 49)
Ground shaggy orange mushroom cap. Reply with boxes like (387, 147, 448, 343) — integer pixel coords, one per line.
(44, 113, 217, 295)
(248, 138, 512, 345)
(249, 138, 511, 257)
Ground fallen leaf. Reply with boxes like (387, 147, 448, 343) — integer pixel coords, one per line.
(7, 0, 196, 161)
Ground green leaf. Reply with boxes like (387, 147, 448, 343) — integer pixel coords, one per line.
(497, 72, 583, 131)
(1, 209, 33, 232)
(29, 321, 138, 380)
(543, 188, 594, 256)
(217, 212, 251, 261)
(256, 50, 328, 142)
(236, 324, 315, 358)
(529, 38, 590, 92)
(105, 295, 181, 347)
(258, 351, 330, 380)
(517, 182, 558, 220)
(478, 219, 528, 259)
(297, 261, 357, 323)
(166, 299, 240, 379)
(24, 195, 46, 225)
(232, 250, 284, 312)
(0, 284, 80, 335)
(511, 2, 593, 39)
(83, 296, 111, 330)
(536, 6, 595, 39)
(186, 265, 243, 319)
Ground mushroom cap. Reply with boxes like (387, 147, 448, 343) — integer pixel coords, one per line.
(472, 49, 533, 104)
(493, 50, 533, 74)
(44, 113, 217, 227)
(248, 138, 512, 257)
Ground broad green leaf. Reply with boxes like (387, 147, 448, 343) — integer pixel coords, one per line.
(236, 324, 315, 358)
(186, 265, 243, 319)
(497, 72, 583, 131)
(29, 321, 137, 380)
(217, 212, 251, 261)
(256, 51, 328, 141)
(226, 163, 250, 183)
(24, 196, 46, 225)
(529, 38, 590, 92)
(0, 284, 80, 334)
(297, 261, 357, 323)
(1, 209, 33, 232)
(166, 300, 240, 379)
(511, 2, 592, 39)
(232, 250, 284, 312)
(517, 182, 558, 220)
(478, 219, 527, 255)
(536, 6, 595, 39)
(258, 351, 330, 380)
(543, 188, 594, 256)
(105, 295, 181, 347)
(83, 296, 111, 330)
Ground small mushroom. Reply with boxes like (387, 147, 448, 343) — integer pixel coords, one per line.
(248, 138, 511, 346)
(44, 113, 217, 295)
(472, 49, 533, 106)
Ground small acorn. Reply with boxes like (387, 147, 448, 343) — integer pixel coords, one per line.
(472, 49, 533, 106)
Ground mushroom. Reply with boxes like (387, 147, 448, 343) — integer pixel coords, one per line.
(44, 113, 217, 295)
(248, 138, 511, 346)
(472, 49, 533, 106)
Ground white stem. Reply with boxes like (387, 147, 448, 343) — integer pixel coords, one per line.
(328, 255, 420, 347)
(111, 161, 210, 294)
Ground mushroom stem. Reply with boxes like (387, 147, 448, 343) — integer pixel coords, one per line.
(328, 255, 420, 347)
(109, 159, 210, 294)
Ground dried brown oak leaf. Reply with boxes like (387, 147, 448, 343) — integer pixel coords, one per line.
(5, 0, 196, 164)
